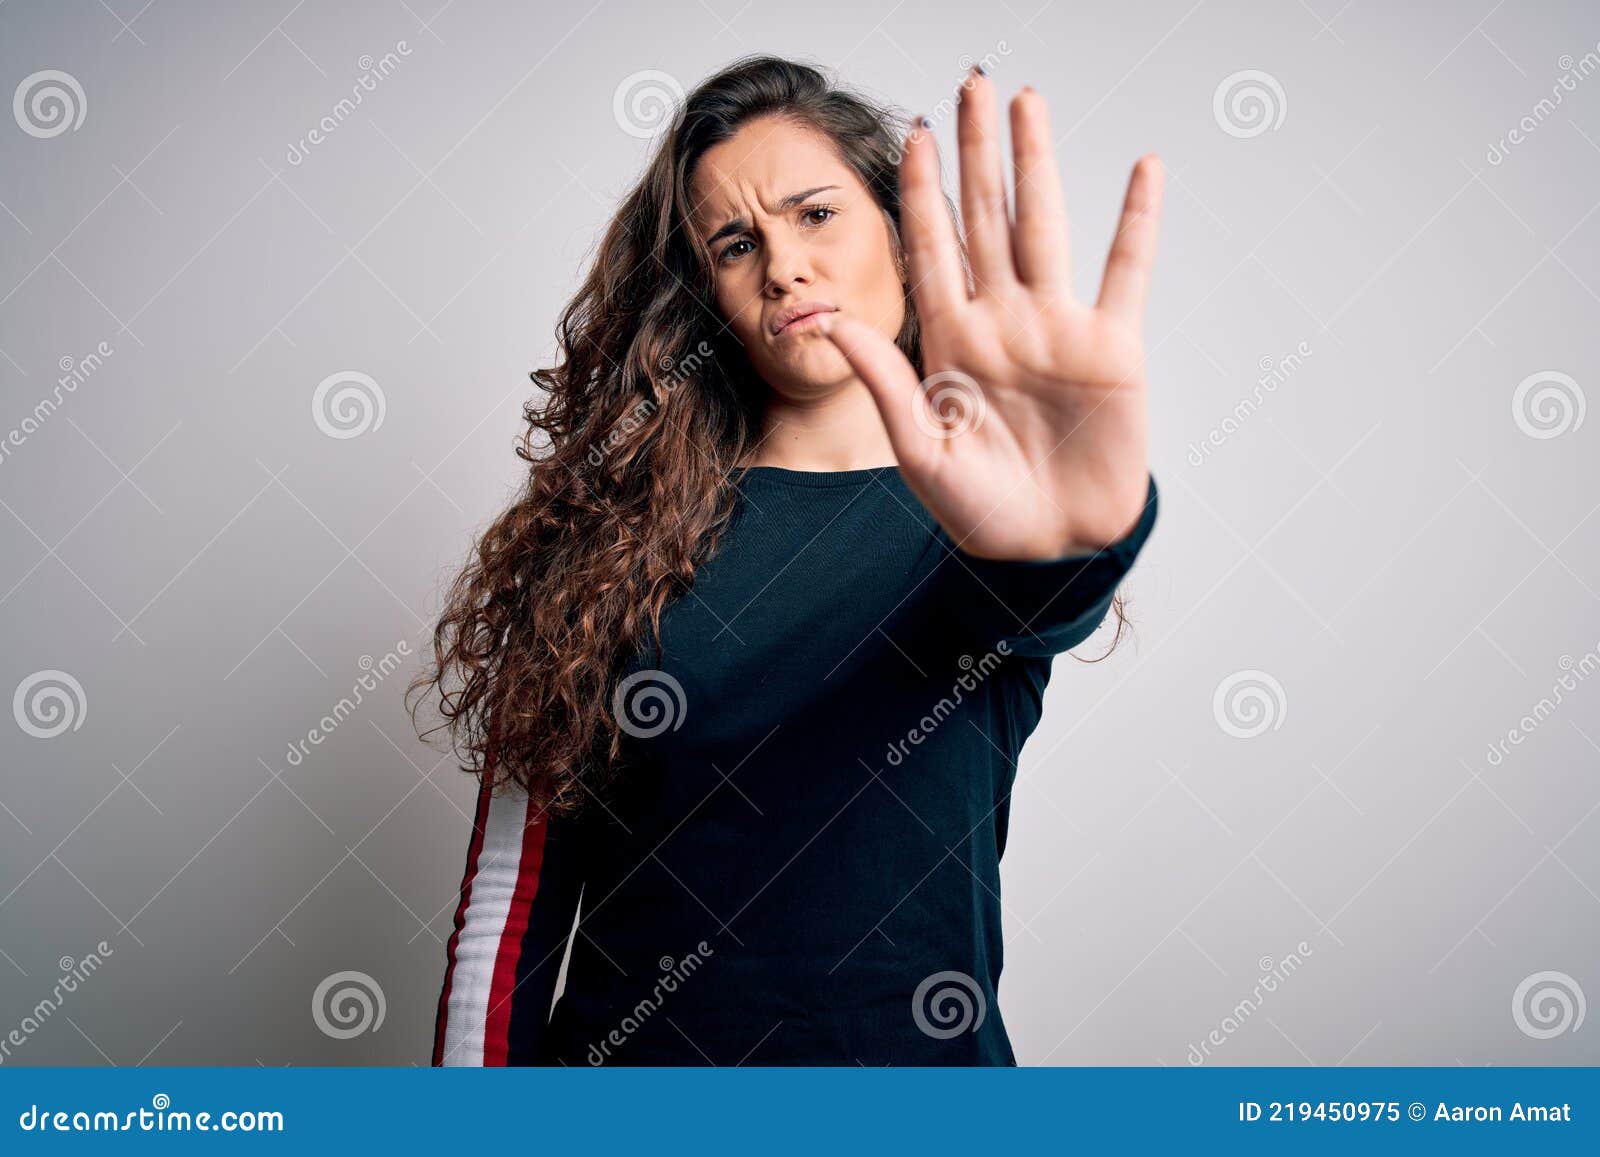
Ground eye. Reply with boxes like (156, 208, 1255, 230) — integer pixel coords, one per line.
(716, 205, 839, 265)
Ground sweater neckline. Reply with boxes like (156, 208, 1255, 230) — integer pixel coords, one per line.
(734, 464, 900, 489)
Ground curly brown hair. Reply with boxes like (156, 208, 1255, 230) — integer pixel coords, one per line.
(406, 53, 1128, 819)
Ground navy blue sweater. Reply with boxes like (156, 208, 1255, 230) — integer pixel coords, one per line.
(433, 465, 1159, 1066)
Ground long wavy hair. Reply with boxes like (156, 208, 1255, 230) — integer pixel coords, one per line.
(407, 53, 1130, 818)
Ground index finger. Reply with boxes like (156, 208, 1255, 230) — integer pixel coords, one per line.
(897, 117, 969, 328)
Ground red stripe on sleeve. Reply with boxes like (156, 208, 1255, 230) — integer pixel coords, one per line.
(479, 804, 550, 1066)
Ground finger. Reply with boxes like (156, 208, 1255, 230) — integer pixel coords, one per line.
(956, 67, 1017, 296)
(1009, 87, 1072, 295)
(897, 116, 968, 326)
(814, 311, 938, 469)
(1095, 153, 1165, 324)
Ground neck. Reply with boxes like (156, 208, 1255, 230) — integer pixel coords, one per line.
(740, 378, 898, 471)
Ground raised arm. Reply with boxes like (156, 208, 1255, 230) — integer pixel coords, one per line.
(815, 67, 1165, 569)
(937, 471, 1159, 659)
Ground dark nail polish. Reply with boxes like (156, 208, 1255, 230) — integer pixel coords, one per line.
(973, 61, 987, 77)
(918, 115, 932, 129)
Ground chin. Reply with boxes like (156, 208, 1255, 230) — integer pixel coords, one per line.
(765, 346, 851, 390)
(770, 369, 853, 399)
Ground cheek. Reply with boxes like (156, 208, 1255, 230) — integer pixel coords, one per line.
(715, 274, 761, 337)
(843, 224, 902, 307)
(854, 249, 905, 330)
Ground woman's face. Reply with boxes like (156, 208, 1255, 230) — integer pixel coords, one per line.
(688, 115, 907, 400)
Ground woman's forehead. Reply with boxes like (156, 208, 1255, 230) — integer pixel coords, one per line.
(688, 120, 859, 228)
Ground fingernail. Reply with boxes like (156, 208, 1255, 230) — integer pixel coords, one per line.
(973, 61, 987, 77)
(917, 115, 932, 129)
(1020, 83, 1034, 93)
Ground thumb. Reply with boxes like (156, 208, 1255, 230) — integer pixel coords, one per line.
(815, 311, 933, 465)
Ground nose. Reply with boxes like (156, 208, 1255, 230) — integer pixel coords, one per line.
(762, 234, 813, 297)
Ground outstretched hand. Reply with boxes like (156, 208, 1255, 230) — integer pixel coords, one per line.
(816, 68, 1164, 561)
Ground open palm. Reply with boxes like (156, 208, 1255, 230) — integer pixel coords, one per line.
(817, 68, 1164, 561)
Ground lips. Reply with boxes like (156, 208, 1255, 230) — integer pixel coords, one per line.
(770, 300, 837, 336)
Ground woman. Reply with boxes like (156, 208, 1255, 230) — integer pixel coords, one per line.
(412, 53, 1164, 1066)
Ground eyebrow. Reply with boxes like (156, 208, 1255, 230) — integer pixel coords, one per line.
(704, 186, 842, 246)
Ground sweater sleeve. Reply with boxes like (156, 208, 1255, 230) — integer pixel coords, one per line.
(431, 773, 589, 1066)
(934, 472, 1160, 659)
